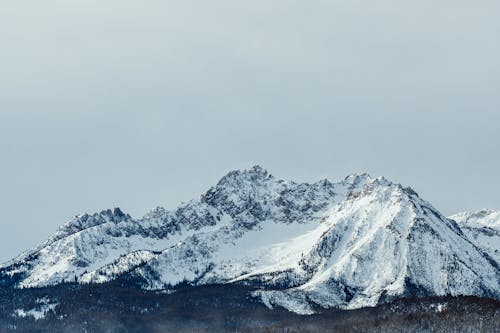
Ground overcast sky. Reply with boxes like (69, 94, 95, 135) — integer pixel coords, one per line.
(1, 0, 499, 263)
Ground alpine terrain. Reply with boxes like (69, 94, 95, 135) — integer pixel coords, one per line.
(1, 166, 499, 332)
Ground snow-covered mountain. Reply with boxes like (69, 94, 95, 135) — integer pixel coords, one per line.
(449, 209, 500, 266)
(1, 166, 499, 314)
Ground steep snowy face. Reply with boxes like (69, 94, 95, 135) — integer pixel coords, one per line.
(253, 181, 500, 313)
(449, 210, 500, 265)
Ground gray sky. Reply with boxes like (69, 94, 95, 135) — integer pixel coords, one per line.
(1, 0, 499, 263)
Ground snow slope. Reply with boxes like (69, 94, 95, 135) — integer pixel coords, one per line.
(1, 166, 498, 314)
(449, 209, 500, 266)
(251, 181, 499, 312)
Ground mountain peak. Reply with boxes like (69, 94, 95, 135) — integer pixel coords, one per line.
(450, 209, 500, 229)
(44, 207, 132, 245)
(216, 165, 274, 186)
(342, 172, 373, 188)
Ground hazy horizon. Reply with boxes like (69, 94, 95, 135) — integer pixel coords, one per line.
(1, 0, 499, 263)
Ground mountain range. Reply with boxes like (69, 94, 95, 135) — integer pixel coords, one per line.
(0, 166, 499, 331)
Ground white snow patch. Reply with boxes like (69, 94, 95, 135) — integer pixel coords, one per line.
(253, 290, 315, 315)
(13, 303, 58, 320)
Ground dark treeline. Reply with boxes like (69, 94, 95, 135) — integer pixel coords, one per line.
(0, 282, 499, 333)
